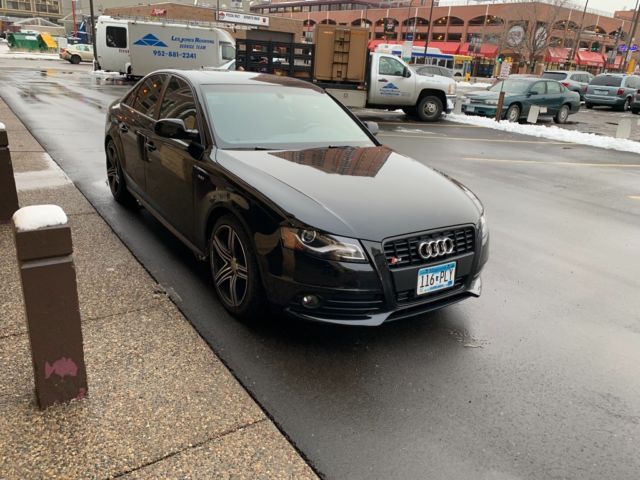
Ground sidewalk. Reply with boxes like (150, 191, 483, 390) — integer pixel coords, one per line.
(0, 98, 317, 479)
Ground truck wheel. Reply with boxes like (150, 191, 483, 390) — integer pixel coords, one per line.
(416, 96, 443, 122)
(402, 107, 418, 117)
(70, 55, 81, 65)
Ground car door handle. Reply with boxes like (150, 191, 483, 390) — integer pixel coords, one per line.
(378, 79, 388, 83)
(145, 141, 156, 152)
(194, 166, 208, 181)
(119, 123, 129, 133)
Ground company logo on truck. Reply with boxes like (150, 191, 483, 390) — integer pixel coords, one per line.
(380, 82, 401, 96)
(134, 34, 168, 47)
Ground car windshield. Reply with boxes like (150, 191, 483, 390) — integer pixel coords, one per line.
(489, 80, 531, 94)
(542, 72, 567, 80)
(202, 84, 375, 150)
(590, 75, 623, 87)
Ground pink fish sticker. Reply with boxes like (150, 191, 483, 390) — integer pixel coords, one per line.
(44, 357, 78, 379)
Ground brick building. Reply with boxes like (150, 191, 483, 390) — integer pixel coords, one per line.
(251, 0, 637, 72)
(0, 0, 63, 23)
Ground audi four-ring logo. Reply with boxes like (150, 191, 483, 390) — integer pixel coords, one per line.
(417, 238, 454, 259)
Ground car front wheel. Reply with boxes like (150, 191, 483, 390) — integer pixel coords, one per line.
(554, 104, 570, 124)
(416, 95, 443, 122)
(70, 55, 81, 64)
(210, 215, 265, 321)
(106, 139, 135, 205)
(505, 104, 520, 122)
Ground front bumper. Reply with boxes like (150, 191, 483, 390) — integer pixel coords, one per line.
(446, 95, 456, 113)
(461, 103, 498, 117)
(260, 226, 489, 326)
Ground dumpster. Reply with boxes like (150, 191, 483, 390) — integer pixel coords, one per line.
(38, 32, 58, 51)
(7, 32, 40, 51)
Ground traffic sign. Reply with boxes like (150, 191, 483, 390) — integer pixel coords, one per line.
(499, 61, 512, 79)
(619, 44, 628, 52)
(631, 44, 638, 52)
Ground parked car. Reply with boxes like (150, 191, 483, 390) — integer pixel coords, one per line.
(630, 92, 640, 114)
(104, 70, 489, 325)
(462, 78, 580, 123)
(585, 73, 640, 111)
(59, 43, 93, 64)
(414, 65, 453, 78)
(542, 70, 593, 100)
(491, 73, 539, 86)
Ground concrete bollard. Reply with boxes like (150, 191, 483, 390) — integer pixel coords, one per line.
(616, 118, 632, 139)
(453, 98, 463, 115)
(527, 106, 540, 124)
(12, 205, 88, 409)
(0, 123, 20, 223)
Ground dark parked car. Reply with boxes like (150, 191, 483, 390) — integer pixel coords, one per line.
(585, 73, 640, 111)
(414, 65, 453, 78)
(104, 70, 488, 326)
(463, 78, 580, 123)
(542, 70, 593, 100)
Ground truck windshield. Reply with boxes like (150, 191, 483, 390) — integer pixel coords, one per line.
(202, 84, 375, 150)
(489, 80, 531, 94)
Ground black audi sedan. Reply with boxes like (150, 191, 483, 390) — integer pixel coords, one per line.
(104, 70, 489, 326)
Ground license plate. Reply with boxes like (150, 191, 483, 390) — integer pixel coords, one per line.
(595, 89, 608, 95)
(466, 105, 475, 112)
(416, 261, 456, 295)
(539, 107, 547, 114)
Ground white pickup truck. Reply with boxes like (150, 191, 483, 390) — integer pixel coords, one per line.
(325, 52, 457, 122)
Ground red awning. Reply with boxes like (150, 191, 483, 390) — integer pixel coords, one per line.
(427, 41, 460, 54)
(459, 43, 498, 58)
(605, 55, 623, 68)
(545, 47, 570, 63)
(575, 51, 604, 67)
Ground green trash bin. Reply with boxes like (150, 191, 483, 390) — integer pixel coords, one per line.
(7, 32, 41, 51)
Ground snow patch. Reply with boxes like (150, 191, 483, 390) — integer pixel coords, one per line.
(446, 113, 640, 155)
(456, 82, 490, 89)
(91, 70, 123, 78)
(0, 121, 5, 131)
(14, 153, 72, 191)
(13, 205, 68, 232)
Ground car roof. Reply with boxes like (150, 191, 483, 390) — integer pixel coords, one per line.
(503, 77, 542, 83)
(148, 70, 325, 92)
(543, 70, 588, 74)
(594, 73, 626, 77)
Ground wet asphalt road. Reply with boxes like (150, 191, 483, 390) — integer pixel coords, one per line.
(1, 65, 640, 480)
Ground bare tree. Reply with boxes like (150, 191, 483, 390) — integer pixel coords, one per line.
(501, 0, 570, 72)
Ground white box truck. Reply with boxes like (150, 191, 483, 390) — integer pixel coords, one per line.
(95, 16, 236, 78)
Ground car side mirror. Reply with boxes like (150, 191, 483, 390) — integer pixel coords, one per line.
(527, 91, 537, 96)
(364, 121, 379, 136)
(155, 118, 199, 141)
(403, 67, 411, 78)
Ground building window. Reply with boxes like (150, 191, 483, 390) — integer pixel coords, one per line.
(447, 32, 461, 41)
(292, 5, 301, 12)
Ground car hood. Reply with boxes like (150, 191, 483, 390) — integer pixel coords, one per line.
(215, 146, 481, 242)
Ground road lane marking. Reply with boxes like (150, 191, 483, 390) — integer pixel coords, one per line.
(463, 157, 640, 168)
(379, 133, 571, 144)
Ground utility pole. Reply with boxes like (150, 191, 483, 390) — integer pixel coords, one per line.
(423, 0, 436, 54)
(622, 0, 640, 72)
(569, 0, 590, 69)
(89, 0, 97, 67)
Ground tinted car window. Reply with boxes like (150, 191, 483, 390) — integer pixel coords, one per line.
(547, 81, 562, 93)
(131, 74, 166, 118)
(530, 82, 546, 94)
(626, 76, 640, 89)
(569, 73, 582, 82)
(542, 72, 567, 81)
(591, 75, 623, 87)
(106, 26, 127, 49)
(159, 76, 198, 130)
(489, 80, 530, 93)
(379, 57, 405, 76)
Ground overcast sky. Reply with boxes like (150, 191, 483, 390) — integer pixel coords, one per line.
(569, 0, 635, 14)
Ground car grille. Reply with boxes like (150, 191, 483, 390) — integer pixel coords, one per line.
(290, 292, 385, 320)
(396, 277, 466, 305)
(383, 227, 475, 269)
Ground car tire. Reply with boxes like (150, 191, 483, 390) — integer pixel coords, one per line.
(617, 97, 631, 112)
(585, 103, 593, 109)
(505, 104, 520, 122)
(209, 215, 265, 321)
(554, 104, 570, 124)
(106, 139, 135, 206)
(70, 55, 81, 65)
(416, 95, 443, 122)
(632, 108, 640, 115)
(402, 107, 418, 117)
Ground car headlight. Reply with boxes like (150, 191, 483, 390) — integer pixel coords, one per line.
(485, 99, 499, 105)
(479, 214, 489, 245)
(448, 83, 457, 95)
(281, 227, 367, 263)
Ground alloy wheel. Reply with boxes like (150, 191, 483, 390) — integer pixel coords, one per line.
(106, 142, 120, 194)
(211, 224, 248, 308)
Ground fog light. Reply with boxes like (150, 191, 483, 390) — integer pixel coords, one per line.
(301, 294, 321, 309)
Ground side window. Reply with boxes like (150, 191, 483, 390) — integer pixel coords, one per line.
(131, 74, 166, 118)
(378, 57, 405, 76)
(159, 76, 198, 131)
(530, 81, 546, 95)
(547, 81, 562, 94)
(106, 26, 127, 48)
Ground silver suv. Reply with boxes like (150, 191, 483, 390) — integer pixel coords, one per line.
(542, 70, 593, 100)
(585, 74, 640, 111)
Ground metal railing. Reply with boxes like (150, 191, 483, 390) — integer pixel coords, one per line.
(105, 14, 255, 30)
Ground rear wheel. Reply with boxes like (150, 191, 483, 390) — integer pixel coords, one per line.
(617, 97, 631, 112)
(106, 139, 135, 206)
(585, 103, 593, 109)
(505, 104, 521, 122)
(632, 108, 640, 115)
(70, 55, 81, 65)
(416, 95, 443, 122)
(554, 104, 570, 124)
(209, 215, 265, 321)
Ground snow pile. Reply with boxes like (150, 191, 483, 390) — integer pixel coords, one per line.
(0, 121, 5, 131)
(13, 205, 68, 232)
(456, 81, 490, 89)
(91, 70, 122, 78)
(446, 113, 640, 155)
